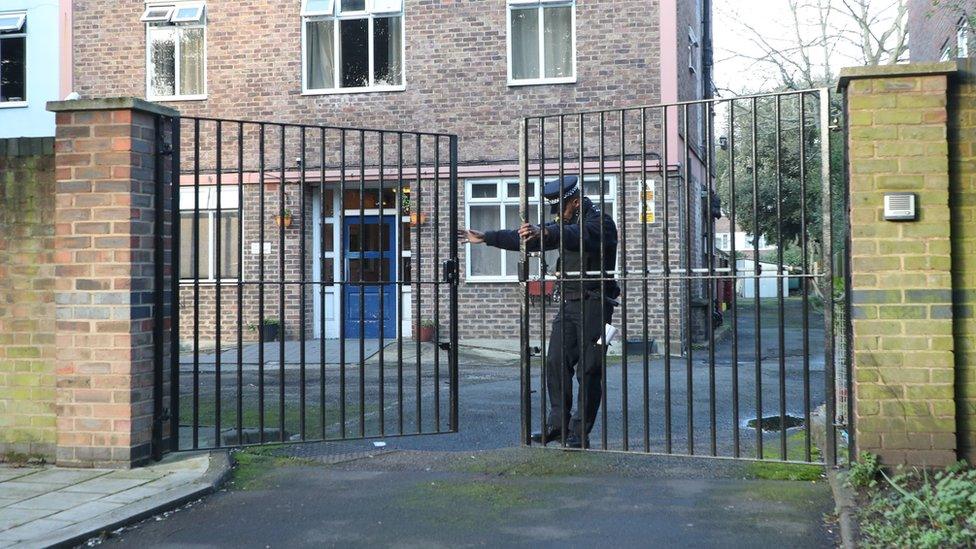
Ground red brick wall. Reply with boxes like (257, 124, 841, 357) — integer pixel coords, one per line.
(50, 101, 176, 467)
(72, 0, 711, 345)
(73, 0, 664, 165)
(908, 0, 976, 61)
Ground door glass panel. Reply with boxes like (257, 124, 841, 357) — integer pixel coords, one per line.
(323, 258, 334, 283)
(344, 189, 397, 210)
(324, 223, 334, 252)
(401, 222, 410, 249)
(400, 256, 411, 283)
(348, 222, 391, 252)
(322, 189, 335, 217)
(349, 258, 390, 282)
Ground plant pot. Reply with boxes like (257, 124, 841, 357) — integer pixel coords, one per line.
(274, 215, 293, 228)
(409, 212, 427, 227)
(418, 326, 435, 342)
(261, 323, 280, 342)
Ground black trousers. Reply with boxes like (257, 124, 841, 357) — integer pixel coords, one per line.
(545, 295, 615, 438)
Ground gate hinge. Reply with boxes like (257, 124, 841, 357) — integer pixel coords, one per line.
(518, 260, 528, 283)
(443, 259, 459, 284)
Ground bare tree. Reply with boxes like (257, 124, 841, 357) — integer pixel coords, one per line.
(718, 0, 908, 91)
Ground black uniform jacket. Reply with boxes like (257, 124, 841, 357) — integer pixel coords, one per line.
(482, 198, 620, 300)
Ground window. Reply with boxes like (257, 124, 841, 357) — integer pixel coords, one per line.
(715, 233, 730, 251)
(464, 176, 615, 281)
(958, 18, 971, 58)
(0, 11, 26, 106)
(179, 186, 240, 280)
(302, 0, 404, 94)
(507, 0, 575, 85)
(144, 2, 206, 100)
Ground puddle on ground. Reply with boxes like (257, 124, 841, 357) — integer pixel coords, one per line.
(745, 415, 804, 432)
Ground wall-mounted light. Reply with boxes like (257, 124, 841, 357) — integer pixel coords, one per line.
(718, 136, 728, 150)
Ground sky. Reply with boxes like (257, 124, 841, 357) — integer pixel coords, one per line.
(712, 0, 907, 95)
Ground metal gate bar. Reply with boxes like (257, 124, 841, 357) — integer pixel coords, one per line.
(519, 88, 846, 465)
(167, 118, 460, 450)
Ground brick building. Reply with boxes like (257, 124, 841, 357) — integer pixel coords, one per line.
(66, 0, 714, 345)
(908, 0, 976, 61)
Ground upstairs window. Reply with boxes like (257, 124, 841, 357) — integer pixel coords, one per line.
(0, 11, 26, 105)
(507, 0, 575, 85)
(143, 2, 207, 100)
(957, 18, 971, 58)
(302, 0, 404, 94)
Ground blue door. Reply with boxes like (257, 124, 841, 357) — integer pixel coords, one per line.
(344, 215, 397, 338)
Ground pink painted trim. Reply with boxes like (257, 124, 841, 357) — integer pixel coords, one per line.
(659, 0, 680, 167)
(177, 160, 669, 187)
(59, 0, 72, 98)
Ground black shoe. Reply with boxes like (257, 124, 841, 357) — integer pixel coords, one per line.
(565, 433, 590, 449)
(530, 428, 563, 445)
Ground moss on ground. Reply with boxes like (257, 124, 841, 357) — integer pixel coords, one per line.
(450, 447, 616, 477)
(746, 461, 824, 481)
(230, 445, 318, 491)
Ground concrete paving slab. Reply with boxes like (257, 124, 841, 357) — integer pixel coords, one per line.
(16, 469, 108, 485)
(12, 490, 102, 511)
(0, 470, 35, 483)
(0, 452, 231, 549)
(0, 508, 54, 529)
(100, 486, 161, 505)
(0, 518, 73, 544)
(0, 483, 56, 500)
(61, 476, 153, 494)
(45, 501, 125, 523)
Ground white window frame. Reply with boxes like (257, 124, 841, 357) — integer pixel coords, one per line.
(506, 0, 577, 86)
(0, 11, 27, 32)
(0, 11, 27, 108)
(958, 18, 970, 58)
(301, 0, 406, 95)
(179, 186, 242, 282)
(144, 2, 208, 102)
(464, 176, 616, 282)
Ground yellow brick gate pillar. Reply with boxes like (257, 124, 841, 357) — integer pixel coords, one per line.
(839, 63, 958, 467)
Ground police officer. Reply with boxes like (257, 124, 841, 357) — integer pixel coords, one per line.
(458, 176, 619, 448)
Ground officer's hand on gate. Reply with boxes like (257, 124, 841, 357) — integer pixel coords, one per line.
(518, 223, 542, 240)
(457, 229, 486, 244)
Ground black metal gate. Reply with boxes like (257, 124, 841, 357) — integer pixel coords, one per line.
(163, 117, 460, 451)
(518, 89, 850, 465)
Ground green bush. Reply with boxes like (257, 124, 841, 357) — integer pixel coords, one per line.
(860, 466, 976, 549)
(847, 451, 881, 488)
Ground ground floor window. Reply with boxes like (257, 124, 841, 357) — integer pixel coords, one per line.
(179, 186, 240, 280)
(464, 176, 615, 281)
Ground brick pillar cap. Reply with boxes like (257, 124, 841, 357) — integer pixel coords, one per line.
(837, 61, 958, 92)
(46, 97, 179, 118)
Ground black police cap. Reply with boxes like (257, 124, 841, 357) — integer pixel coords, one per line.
(543, 175, 580, 206)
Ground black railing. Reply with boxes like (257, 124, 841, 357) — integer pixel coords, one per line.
(518, 88, 845, 465)
(165, 118, 459, 450)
